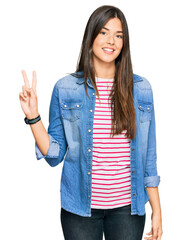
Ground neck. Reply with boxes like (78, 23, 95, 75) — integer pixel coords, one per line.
(93, 58, 115, 79)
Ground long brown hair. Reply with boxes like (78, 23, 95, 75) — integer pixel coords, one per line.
(71, 5, 136, 139)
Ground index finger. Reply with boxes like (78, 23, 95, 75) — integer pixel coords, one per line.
(32, 70, 37, 91)
(21, 70, 30, 88)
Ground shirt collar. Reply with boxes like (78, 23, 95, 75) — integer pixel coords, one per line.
(75, 71, 143, 86)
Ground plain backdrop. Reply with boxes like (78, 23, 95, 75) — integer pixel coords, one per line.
(0, 0, 181, 239)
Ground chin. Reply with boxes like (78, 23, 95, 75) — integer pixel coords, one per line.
(93, 53, 117, 65)
(101, 58, 116, 64)
(101, 55, 119, 63)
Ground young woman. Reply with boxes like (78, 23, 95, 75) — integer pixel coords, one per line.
(19, 5, 163, 240)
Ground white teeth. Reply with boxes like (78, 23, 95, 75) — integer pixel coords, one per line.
(103, 48, 114, 52)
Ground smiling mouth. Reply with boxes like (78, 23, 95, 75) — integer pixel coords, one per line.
(102, 48, 115, 54)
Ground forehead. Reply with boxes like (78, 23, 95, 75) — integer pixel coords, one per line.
(103, 18, 123, 31)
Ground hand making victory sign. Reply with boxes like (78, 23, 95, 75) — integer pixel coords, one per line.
(19, 70, 39, 119)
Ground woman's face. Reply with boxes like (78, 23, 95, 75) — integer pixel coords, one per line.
(92, 17, 123, 66)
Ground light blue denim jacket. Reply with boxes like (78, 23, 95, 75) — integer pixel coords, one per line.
(35, 71, 160, 217)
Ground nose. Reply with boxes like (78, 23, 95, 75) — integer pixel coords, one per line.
(107, 34, 114, 45)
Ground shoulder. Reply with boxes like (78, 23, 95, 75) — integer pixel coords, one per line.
(54, 72, 79, 89)
(133, 73, 153, 91)
(133, 73, 154, 102)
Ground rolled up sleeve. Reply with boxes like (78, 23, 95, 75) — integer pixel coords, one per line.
(144, 176, 160, 187)
(144, 88, 160, 187)
(35, 134, 60, 160)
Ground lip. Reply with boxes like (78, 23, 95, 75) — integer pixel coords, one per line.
(102, 47, 115, 55)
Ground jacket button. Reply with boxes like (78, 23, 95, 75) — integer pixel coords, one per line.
(133, 194, 136, 196)
(132, 171, 135, 174)
(88, 149, 91, 152)
(64, 105, 67, 107)
(132, 148, 135, 151)
(90, 109, 93, 112)
(92, 93, 95, 95)
(88, 129, 91, 132)
(147, 107, 150, 110)
(88, 195, 91, 198)
(76, 104, 80, 107)
(88, 171, 91, 175)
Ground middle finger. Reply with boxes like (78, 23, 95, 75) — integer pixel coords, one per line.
(22, 70, 30, 88)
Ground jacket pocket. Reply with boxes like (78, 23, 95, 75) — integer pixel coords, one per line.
(60, 101, 83, 122)
(138, 101, 153, 123)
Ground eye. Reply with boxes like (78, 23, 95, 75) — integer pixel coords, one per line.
(116, 35, 123, 39)
(100, 31, 107, 35)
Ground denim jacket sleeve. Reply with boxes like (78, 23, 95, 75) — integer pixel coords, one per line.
(144, 88, 160, 187)
(35, 82, 68, 167)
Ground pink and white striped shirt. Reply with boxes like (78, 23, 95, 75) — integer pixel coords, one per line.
(91, 77, 131, 209)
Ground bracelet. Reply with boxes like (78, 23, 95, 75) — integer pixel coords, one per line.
(24, 115, 41, 125)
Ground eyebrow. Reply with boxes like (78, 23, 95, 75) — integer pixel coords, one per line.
(102, 27, 123, 33)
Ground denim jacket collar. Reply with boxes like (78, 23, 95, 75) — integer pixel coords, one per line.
(76, 71, 143, 88)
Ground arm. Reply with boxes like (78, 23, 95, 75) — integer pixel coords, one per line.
(30, 119, 50, 156)
(20, 70, 67, 167)
(146, 187, 161, 214)
(144, 88, 163, 240)
(144, 89, 160, 187)
(35, 82, 68, 167)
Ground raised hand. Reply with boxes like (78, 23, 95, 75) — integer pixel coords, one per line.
(19, 70, 39, 119)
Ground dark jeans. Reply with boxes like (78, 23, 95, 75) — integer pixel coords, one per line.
(60, 204, 146, 240)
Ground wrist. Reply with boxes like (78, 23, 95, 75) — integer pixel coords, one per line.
(26, 112, 39, 119)
(24, 114, 41, 125)
(152, 208, 162, 215)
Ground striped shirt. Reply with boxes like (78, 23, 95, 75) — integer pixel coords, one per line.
(91, 77, 131, 209)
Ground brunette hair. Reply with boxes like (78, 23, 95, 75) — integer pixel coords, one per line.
(71, 5, 136, 139)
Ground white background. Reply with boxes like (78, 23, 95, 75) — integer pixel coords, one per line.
(0, 0, 181, 239)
